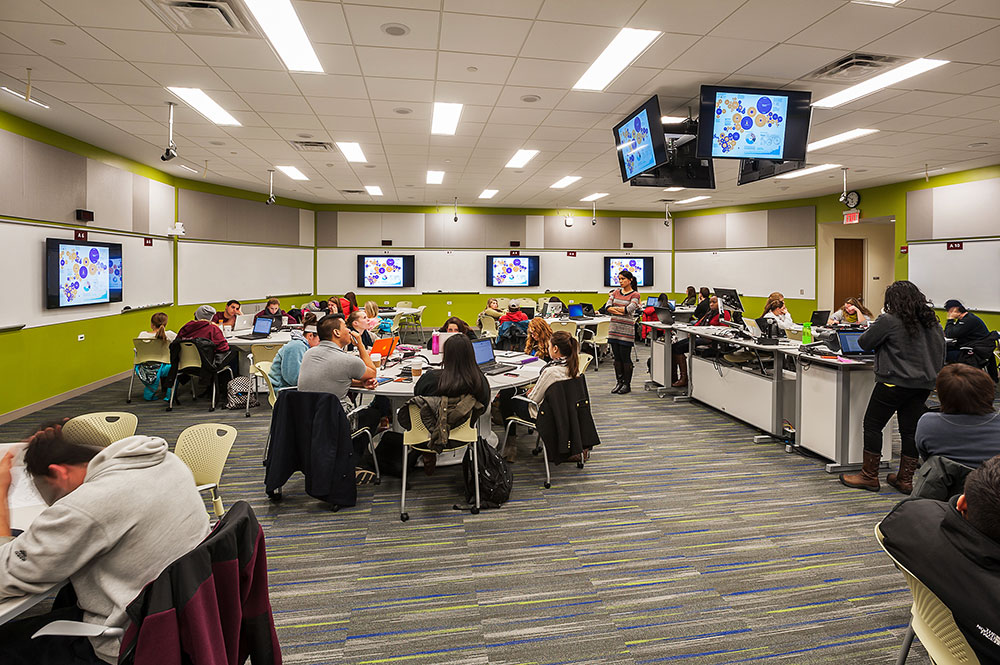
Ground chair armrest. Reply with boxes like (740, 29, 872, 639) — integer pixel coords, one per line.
(195, 483, 217, 492)
(511, 395, 538, 406)
(580, 328, 594, 340)
(33, 621, 125, 639)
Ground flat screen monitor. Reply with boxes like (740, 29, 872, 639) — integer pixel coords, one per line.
(737, 158, 808, 186)
(486, 255, 539, 287)
(629, 125, 715, 190)
(45, 238, 123, 309)
(714, 287, 744, 313)
(604, 256, 654, 287)
(612, 96, 670, 182)
(646, 296, 658, 307)
(356, 255, 415, 288)
(696, 86, 812, 161)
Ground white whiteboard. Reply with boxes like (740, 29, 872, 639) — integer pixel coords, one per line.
(177, 241, 312, 305)
(675, 248, 816, 299)
(317, 249, 671, 296)
(0, 219, 174, 329)
(908, 240, 1000, 311)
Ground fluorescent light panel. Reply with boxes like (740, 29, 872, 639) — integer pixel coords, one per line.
(661, 116, 687, 124)
(365, 185, 383, 196)
(178, 164, 199, 174)
(580, 193, 607, 202)
(431, 102, 463, 135)
(167, 87, 240, 126)
(335, 142, 367, 162)
(1, 86, 49, 108)
(551, 176, 581, 189)
(676, 195, 711, 204)
(276, 165, 308, 180)
(242, 0, 323, 73)
(774, 163, 841, 179)
(807, 128, 879, 151)
(812, 58, 948, 109)
(663, 187, 685, 192)
(505, 149, 539, 168)
(479, 189, 498, 199)
(426, 170, 445, 184)
(573, 28, 662, 91)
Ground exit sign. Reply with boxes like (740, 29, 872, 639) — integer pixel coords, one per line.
(843, 210, 860, 224)
(947, 241, 964, 250)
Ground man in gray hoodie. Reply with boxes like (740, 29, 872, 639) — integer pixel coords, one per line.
(0, 424, 210, 664)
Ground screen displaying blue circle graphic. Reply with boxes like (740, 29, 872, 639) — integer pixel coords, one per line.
(492, 257, 530, 287)
(617, 108, 656, 179)
(364, 256, 404, 287)
(608, 258, 644, 287)
(711, 91, 789, 159)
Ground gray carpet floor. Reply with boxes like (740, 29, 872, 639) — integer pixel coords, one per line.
(1, 345, 932, 664)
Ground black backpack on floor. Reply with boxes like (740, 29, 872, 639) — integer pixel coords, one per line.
(462, 438, 512, 509)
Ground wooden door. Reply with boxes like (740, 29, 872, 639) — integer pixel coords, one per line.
(834, 238, 865, 307)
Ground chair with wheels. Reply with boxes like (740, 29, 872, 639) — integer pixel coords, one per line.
(345, 400, 381, 486)
(174, 423, 237, 518)
(479, 314, 499, 341)
(399, 401, 479, 521)
(244, 344, 281, 417)
(395, 300, 413, 309)
(548, 320, 578, 339)
(501, 394, 551, 488)
(167, 341, 234, 412)
(127, 337, 170, 403)
(578, 352, 593, 374)
(402, 305, 428, 344)
(63, 412, 139, 447)
(496, 297, 510, 311)
(579, 320, 609, 371)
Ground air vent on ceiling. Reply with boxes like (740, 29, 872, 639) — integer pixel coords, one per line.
(140, 0, 256, 36)
(806, 53, 903, 83)
(340, 189, 366, 195)
(289, 140, 336, 153)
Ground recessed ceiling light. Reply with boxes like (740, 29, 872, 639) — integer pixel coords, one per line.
(363, 164, 376, 169)
(580, 193, 608, 202)
(178, 164, 198, 174)
(243, 0, 323, 72)
(521, 94, 541, 103)
(335, 141, 367, 162)
(466, 66, 479, 73)
(551, 176, 581, 189)
(365, 185, 383, 196)
(479, 189, 498, 199)
(380, 22, 410, 37)
(296, 133, 313, 139)
(812, 58, 948, 109)
(852, 0, 904, 5)
(774, 163, 842, 179)
(663, 186, 685, 192)
(675, 195, 711, 204)
(661, 116, 687, 124)
(431, 102, 463, 135)
(49, 39, 66, 46)
(393, 106, 413, 115)
(807, 128, 879, 151)
(1, 86, 49, 108)
(276, 165, 308, 180)
(209, 140, 225, 146)
(969, 142, 989, 148)
(426, 170, 445, 184)
(573, 27, 662, 91)
(505, 149, 538, 168)
(167, 87, 240, 126)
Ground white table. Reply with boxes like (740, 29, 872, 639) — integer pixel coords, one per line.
(224, 331, 292, 376)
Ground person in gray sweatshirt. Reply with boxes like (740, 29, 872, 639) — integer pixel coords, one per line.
(840, 280, 946, 495)
(0, 424, 210, 664)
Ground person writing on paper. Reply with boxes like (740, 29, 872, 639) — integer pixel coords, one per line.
(269, 312, 320, 390)
(606, 269, 641, 395)
(0, 422, 209, 665)
(943, 299, 992, 363)
(827, 297, 873, 326)
(135, 312, 175, 401)
(762, 299, 797, 331)
(840, 280, 945, 494)
(211, 299, 241, 328)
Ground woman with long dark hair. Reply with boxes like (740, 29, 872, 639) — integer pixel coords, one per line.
(415, 334, 490, 407)
(605, 269, 641, 394)
(840, 280, 945, 494)
(681, 286, 697, 307)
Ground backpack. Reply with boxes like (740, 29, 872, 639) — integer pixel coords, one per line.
(225, 375, 259, 410)
(462, 437, 512, 509)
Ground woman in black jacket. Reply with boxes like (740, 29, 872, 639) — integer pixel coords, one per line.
(841, 280, 945, 494)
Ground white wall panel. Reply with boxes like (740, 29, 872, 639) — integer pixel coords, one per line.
(177, 241, 312, 305)
(675, 248, 816, 299)
(909, 240, 1000, 311)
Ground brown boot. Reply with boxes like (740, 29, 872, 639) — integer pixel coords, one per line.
(887, 455, 920, 494)
(671, 354, 688, 388)
(839, 451, 881, 492)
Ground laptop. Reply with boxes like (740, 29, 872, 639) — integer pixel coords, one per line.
(472, 339, 518, 375)
(785, 328, 804, 342)
(646, 296, 658, 307)
(652, 306, 674, 324)
(237, 316, 273, 340)
(581, 303, 597, 317)
(234, 314, 253, 330)
(668, 299, 677, 308)
(811, 310, 830, 327)
(744, 318, 763, 339)
(836, 330, 873, 358)
(567, 303, 591, 321)
(521, 305, 535, 319)
(371, 335, 398, 362)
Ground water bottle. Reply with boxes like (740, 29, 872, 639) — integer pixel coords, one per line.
(431, 331, 440, 354)
(802, 322, 812, 344)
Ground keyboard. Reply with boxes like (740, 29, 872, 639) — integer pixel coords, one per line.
(569, 315, 593, 321)
(237, 332, 270, 340)
(482, 362, 518, 376)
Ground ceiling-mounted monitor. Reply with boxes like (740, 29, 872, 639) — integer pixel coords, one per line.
(736, 158, 808, 186)
(696, 86, 812, 161)
(612, 95, 670, 182)
(630, 123, 715, 190)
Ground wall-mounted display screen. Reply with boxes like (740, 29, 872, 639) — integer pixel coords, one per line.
(356, 255, 415, 288)
(604, 256, 654, 287)
(45, 238, 123, 309)
(613, 96, 670, 182)
(696, 86, 812, 161)
(486, 255, 539, 287)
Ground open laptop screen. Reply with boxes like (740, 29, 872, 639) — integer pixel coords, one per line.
(837, 330, 866, 355)
(252, 317, 271, 335)
(568, 304, 583, 317)
(472, 339, 495, 365)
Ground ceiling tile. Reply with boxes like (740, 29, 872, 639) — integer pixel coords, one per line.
(739, 44, 847, 80)
(41, 0, 168, 30)
(907, 63, 1000, 95)
(58, 57, 156, 85)
(319, 115, 380, 132)
(486, 106, 550, 125)
(73, 102, 151, 122)
(787, 4, 924, 50)
(97, 84, 172, 106)
(310, 97, 373, 116)
(628, 0, 745, 35)
(555, 90, 630, 113)
(496, 85, 566, 108)
(715, 0, 838, 42)
(440, 13, 533, 56)
(542, 109, 605, 128)
(134, 63, 228, 89)
(433, 80, 502, 105)
(528, 126, 585, 141)
(371, 100, 431, 118)
(214, 68, 299, 95)
(940, 0, 1000, 19)
(84, 28, 202, 64)
(294, 73, 368, 98)
(507, 58, 586, 87)
(178, 35, 283, 70)
(2, 2, 72, 23)
(364, 76, 434, 101)
(437, 51, 515, 84)
(240, 93, 313, 114)
(640, 69, 712, 98)
(537, 0, 645, 27)
(343, 4, 441, 49)
(481, 123, 535, 139)
(295, 1, 352, 44)
(519, 21, 619, 63)
(0, 33, 32, 55)
(311, 44, 363, 76)
(0, 54, 82, 82)
(0, 23, 121, 60)
(931, 26, 1000, 64)
(862, 12, 999, 59)
(33, 80, 120, 103)
(863, 90, 961, 113)
(356, 46, 437, 79)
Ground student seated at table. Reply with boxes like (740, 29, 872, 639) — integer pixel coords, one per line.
(440, 316, 477, 339)
(943, 299, 992, 363)
(827, 297, 873, 325)
(513, 331, 579, 422)
(680, 286, 697, 307)
(525, 318, 553, 359)
(691, 287, 712, 321)
(268, 313, 320, 390)
(0, 421, 210, 665)
(762, 299, 797, 330)
(481, 298, 503, 322)
(671, 296, 731, 388)
(339, 292, 360, 317)
(346, 310, 374, 351)
(254, 298, 288, 325)
(500, 303, 528, 323)
(916, 364, 1000, 468)
(211, 299, 242, 328)
(879, 455, 1000, 664)
(178, 305, 230, 354)
(136, 312, 175, 401)
(363, 300, 385, 334)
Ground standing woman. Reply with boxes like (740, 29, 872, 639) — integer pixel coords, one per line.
(840, 280, 945, 494)
(606, 269, 641, 394)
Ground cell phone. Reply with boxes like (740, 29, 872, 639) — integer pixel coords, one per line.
(503, 373, 519, 377)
